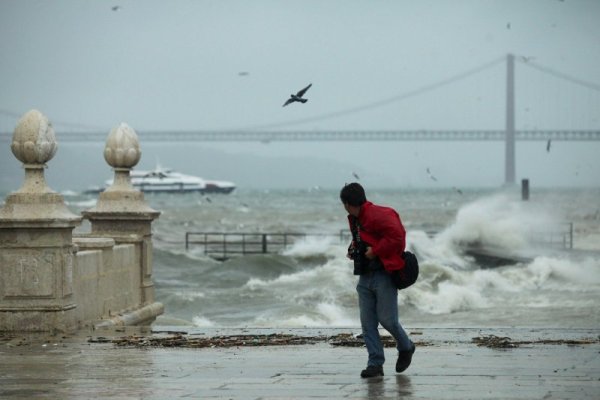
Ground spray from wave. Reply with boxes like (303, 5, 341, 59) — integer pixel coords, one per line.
(436, 193, 562, 252)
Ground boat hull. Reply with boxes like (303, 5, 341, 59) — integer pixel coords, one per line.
(84, 186, 236, 194)
(83, 166, 236, 195)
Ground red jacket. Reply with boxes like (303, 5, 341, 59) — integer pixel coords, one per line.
(348, 201, 406, 272)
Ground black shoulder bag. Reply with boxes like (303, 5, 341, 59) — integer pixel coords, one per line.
(390, 250, 419, 290)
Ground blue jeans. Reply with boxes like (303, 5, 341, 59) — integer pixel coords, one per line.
(357, 269, 412, 367)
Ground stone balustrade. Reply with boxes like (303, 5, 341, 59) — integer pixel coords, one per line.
(0, 110, 163, 332)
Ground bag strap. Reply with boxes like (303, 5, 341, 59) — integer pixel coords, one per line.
(349, 215, 361, 244)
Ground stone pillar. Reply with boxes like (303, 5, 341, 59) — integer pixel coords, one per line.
(0, 110, 82, 332)
(82, 123, 160, 310)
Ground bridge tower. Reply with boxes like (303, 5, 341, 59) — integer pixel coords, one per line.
(505, 53, 516, 185)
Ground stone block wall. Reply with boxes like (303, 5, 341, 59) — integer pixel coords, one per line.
(0, 110, 163, 332)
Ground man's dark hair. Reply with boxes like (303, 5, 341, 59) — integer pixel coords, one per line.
(340, 182, 367, 207)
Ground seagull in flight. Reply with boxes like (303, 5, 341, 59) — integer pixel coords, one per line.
(546, 139, 552, 152)
(352, 172, 360, 180)
(426, 167, 438, 182)
(111, 5, 122, 11)
(282, 83, 312, 107)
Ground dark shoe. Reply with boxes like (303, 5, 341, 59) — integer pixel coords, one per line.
(396, 343, 416, 373)
(360, 365, 384, 378)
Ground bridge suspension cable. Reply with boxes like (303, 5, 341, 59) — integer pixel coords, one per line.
(517, 59, 600, 92)
(241, 56, 506, 130)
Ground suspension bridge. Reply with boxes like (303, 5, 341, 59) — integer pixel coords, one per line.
(1, 54, 599, 185)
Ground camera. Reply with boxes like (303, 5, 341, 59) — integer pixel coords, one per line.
(351, 241, 370, 273)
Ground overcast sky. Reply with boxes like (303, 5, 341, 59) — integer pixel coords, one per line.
(1, 0, 599, 190)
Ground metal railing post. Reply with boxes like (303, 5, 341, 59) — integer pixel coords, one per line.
(569, 222, 573, 249)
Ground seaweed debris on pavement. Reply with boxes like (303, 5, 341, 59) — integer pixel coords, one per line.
(472, 334, 599, 349)
(107, 333, 321, 348)
(472, 335, 518, 348)
(88, 333, 434, 348)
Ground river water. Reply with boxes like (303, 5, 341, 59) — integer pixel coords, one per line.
(60, 186, 600, 328)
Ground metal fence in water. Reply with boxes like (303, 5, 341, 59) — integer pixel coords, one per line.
(527, 222, 573, 250)
(185, 231, 351, 260)
(185, 223, 573, 260)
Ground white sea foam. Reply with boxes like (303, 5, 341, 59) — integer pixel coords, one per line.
(403, 261, 490, 314)
(408, 230, 472, 269)
(252, 302, 356, 327)
(263, 314, 324, 327)
(176, 291, 206, 302)
(412, 281, 489, 314)
(192, 315, 215, 327)
(281, 236, 337, 257)
(246, 256, 353, 291)
(243, 257, 358, 327)
(524, 256, 600, 289)
(401, 253, 600, 316)
(436, 193, 561, 252)
(314, 302, 356, 326)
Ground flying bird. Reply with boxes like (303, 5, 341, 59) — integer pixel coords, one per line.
(426, 168, 438, 182)
(352, 172, 360, 180)
(546, 139, 552, 152)
(111, 5, 122, 11)
(282, 83, 312, 107)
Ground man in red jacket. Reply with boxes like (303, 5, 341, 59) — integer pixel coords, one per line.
(340, 182, 415, 378)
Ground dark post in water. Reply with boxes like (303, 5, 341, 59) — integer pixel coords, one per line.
(521, 179, 530, 201)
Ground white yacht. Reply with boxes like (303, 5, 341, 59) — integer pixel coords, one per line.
(86, 166, 236, 194)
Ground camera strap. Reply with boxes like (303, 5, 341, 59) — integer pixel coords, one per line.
(349, 215, 362, 245)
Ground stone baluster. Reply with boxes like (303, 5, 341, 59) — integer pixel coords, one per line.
(82, 123, 160, 308)
(0, 110, 81, 331)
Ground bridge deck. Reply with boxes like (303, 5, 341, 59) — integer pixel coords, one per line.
(2, 129, 599, 142)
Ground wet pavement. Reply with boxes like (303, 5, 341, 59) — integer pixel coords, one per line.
(1, 327, 599, 399)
